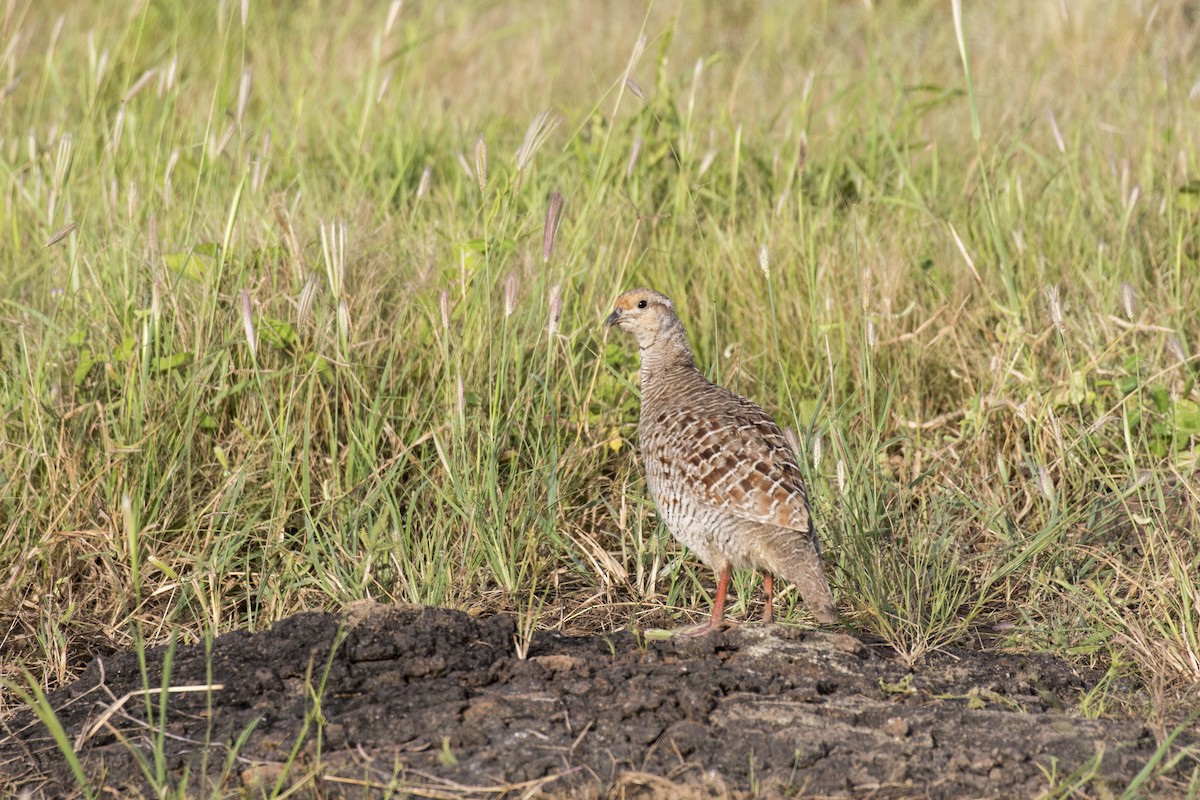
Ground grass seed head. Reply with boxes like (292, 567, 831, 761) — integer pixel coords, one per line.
(385, 0, 402, 36)
(504, 272, 517, 317)
(474, 135, 488, 194)
(758, 244, 769, 279)
(1120, 281, 1138, 321)
(157, 56, 178, 97)
(297, 273, 318, 327)
(240, 290, 257, 360)
(1047, 285, 1065, 335)
(337, 300, 351, 344)
(236, 67, 252, 125)
(1166, 334, 1187, 364)
(439, 289, 450, 332)
(1047, 110, 1066, 153)
(516, 111, 560, 173)
(543, 190, 564, 263)
(45, 222, 76, 248)
(626, 137, 642, 179)
(1036, 465, 1055, 504)
(417, 164, 432, 199)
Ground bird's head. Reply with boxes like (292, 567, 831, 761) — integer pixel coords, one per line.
(604, 288, 680, 348)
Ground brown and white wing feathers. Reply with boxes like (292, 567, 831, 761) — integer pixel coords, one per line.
(655, 385, 811, 532)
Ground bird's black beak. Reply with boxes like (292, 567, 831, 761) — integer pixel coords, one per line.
(605, 309, 620, 328)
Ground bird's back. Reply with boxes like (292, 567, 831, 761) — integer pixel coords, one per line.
(638, 366, 815, 563)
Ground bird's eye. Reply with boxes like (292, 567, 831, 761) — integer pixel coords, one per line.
(637, 300, 647, 309)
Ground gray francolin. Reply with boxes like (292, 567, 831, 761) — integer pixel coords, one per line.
(606, 288, 838, 634)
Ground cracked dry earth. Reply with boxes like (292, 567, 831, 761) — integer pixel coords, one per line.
(2, 604, 1195, 799)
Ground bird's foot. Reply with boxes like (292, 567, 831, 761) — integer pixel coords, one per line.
(675, 618, 735, 637)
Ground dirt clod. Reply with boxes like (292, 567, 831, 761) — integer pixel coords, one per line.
(1, 604, 1194, 798)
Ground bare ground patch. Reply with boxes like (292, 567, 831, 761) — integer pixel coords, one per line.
(2, 604, 1196, 798)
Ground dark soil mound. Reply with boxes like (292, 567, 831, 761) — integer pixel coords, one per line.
(2, 604, 1194, 798)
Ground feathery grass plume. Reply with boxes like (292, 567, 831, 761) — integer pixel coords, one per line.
(48, 134, 73, 224)
(474, 135, 488, 194)
(337, 300, 351, 346)
(625, 34, 647, 81)
(948, 224, 984, 288)
(236, 67, 252, 125)
(1120, 281, 1138, 321)
(157, 56, 178, 97)
(773, 188, 790, 216)
(866, 319, 878, 350)
(122, 68, 156, 104)
(150, 278, 162, 337)
(439, 289, 451, 333)
(146, 213, 159, 260)
(240, 289, 257, 360)
(543, 190, 564, 263)
(376, 69, 393, 103)
(1126, 185, 1140, 214)
(861, 268, 872, 314)
(757, 244, 769, 279)
(92, 43, 110, 93)
(125, 180, 138, 221)
(417, 165, 432, 199)
(625, 137, 642, 179)
(297, 272, 319, 327)
(547, 283, 562, 336)
(320, 221, 347, 302)
(784, 427, 801, 458)
(1166, 335, 1187, 365)
(164, 149, 179, 196)
(625, 78, 645, 99)
(44, 222, 76, 248)
(797, 131, 808, 176)
(836, 459, 846, 495)
(1046, 285, 1065, 335)
(504, 272, 517, 317)
(812, 430, 823, 469)
(456, 374, 465, 420)
(455, 151, 473, 180)
(209, 123, 234, 158)
(686, 57, 703, 119)
(1036, 465, 1055, 505)
(515, 111, 560, 173)
(698, 149, 716, 177)
(385, 0, 402, 36)
(1012, 228, 1026, 254)
(1047, 110, 1066, 153)
(250, 151, 270, 194)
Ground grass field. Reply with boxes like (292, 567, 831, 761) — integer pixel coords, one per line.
(1, 0, 1199, 791)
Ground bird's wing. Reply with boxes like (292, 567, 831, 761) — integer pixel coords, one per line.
(667, 388, 812, 532)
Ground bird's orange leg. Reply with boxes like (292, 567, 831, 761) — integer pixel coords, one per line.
(762, 571, 774, 624)
(680, 565, 732, 636)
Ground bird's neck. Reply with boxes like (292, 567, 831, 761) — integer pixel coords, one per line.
(638, 324, 700, 391)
